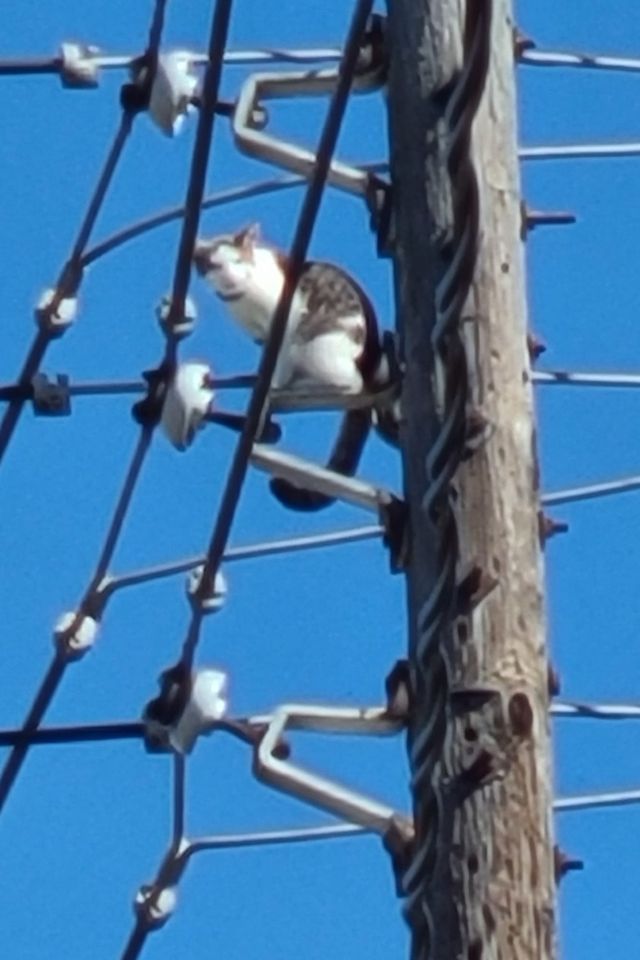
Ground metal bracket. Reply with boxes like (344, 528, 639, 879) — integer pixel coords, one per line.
(250, 442, 400, 515)
(380, 495, 409, 573)
(132, 365, 172, 428)
(232, 15, 387, 200)
(366, 176, 395, 256)
(253, 701, 413, 841)
(31, 372, 71, 416)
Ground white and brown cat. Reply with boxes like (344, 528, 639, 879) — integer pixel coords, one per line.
(193, 223, 392, 511)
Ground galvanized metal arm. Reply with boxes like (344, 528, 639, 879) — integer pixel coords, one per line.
(233, 16, 387, 198)
(254, 702, 413, 840)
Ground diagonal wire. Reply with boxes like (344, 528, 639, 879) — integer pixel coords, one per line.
(0, 111, 134, 468)
(118, 7, 375, 955)
(0, 427, 152, 811)
(90, 428, 154, 587)
(0, 655, 66, 809)
(121, 924, 150, 960)
(115, 2, 236, 956)
(0, 0, 238, 816)
(172, 754, 187, 844)
(146, 0, 168, 55)
(0, 0, 238, 809)
(179, 0, 375, 670)
(0, 0, 246, 822)
(0, 0, 175, 808)
(0, 0, 171, 468)
(163, 0, 236, 356)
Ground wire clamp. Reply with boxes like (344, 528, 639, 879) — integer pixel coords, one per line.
(132, 365, 172, 427)
(31, 372, 71, 416)
(143, 662, 228, 754)
(134, 884, 178, 929)
(157, 293, 197, 340)
(366, 175, 394, 257)
(54, 611, 99, 659)
(186, 563, 228, 614)
(34, 289, 78, 336)
(357, 14, 388, 87)
(379, 495, 409, 573)
(59, 42, 100, 89)
(385, 659, 412, 720)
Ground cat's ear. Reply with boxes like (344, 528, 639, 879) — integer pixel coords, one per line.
(235, 222, 261, 252)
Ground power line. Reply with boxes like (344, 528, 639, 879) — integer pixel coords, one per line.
(3, 4, 640, 959)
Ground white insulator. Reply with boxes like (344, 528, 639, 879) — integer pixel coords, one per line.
(161, 362, 214, 451)
(149, 52, 199, 136)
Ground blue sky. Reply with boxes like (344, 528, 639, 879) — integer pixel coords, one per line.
(0, 1, 638, 958)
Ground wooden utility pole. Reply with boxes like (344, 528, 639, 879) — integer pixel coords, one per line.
(385, 1, 556, 959)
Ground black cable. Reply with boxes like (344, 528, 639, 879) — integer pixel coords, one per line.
(181, 0, 375, 666)
(163, 0, 235, 358)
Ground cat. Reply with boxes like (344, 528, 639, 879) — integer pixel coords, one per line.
(193, 223, 392, 511)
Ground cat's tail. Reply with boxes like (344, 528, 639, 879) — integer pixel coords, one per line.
(269, 409, 371, 511)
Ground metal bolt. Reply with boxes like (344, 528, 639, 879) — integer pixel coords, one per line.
(513, 27, 536, 59)
(385, 659, 411, 720)
(527, 332, 547, 362)
(554, 845, 584, 883)
(547, 664, 561, 698)
(520, 202, 576, 239)
(538, 511, 569, 544)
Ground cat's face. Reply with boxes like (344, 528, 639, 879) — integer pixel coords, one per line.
(193, 224, 260, 299)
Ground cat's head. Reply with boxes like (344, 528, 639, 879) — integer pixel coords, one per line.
(193, 223, 262, 298)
